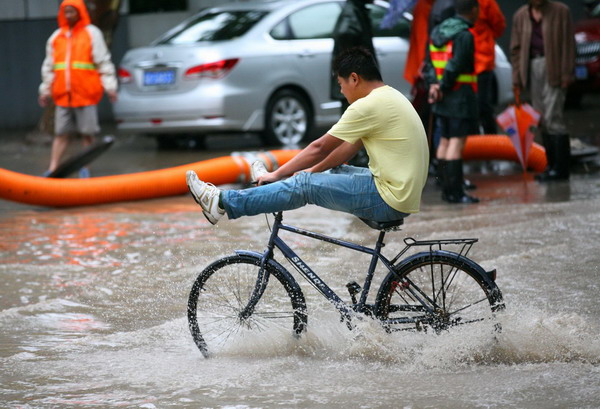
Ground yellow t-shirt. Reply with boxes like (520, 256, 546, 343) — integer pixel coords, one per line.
(328, 85, 429, 213)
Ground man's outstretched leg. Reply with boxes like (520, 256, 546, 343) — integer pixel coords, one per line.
(186, 169, 331, 224)
(186, 165, 406, 224)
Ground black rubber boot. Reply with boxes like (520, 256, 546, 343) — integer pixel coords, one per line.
(553, 134, 571, 180)
(443, 160, 479, 204)
(535, 132, 556, 181)
(436, 159, 446, 188)
(463, 178, 477, 190)
(536, 134, 570, 182)
(436, 158, 475, 190)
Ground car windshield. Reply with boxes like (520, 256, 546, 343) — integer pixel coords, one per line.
(155, 10, 267, 44)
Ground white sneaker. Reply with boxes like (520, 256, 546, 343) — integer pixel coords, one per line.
(250, 161, 268, 184)
(186, 170, 225, 225)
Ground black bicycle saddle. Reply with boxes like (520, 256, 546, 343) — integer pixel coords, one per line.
(359, 218, 404, 231)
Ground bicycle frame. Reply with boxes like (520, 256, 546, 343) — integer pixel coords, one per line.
(251, 212, 399, 325)
(239, 212, 484, 330)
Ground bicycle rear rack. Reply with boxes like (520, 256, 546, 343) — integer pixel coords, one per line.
(389, 237, 478, 265)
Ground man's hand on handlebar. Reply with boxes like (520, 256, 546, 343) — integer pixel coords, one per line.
(256, 172, 279, 186)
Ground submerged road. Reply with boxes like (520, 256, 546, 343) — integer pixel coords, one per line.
(1, 95, 599, 408)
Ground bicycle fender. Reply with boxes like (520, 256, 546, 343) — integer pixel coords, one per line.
(394, 250, 497, 288)
(234, 250, 305, 296)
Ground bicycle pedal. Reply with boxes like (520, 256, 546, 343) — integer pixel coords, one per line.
(346, 281, 361, 304)
(415, 321, 425, 332)
(346, 281, 361, 295)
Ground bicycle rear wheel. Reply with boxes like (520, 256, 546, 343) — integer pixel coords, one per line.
(188, 254, 307, 357)
(375, 251, 504, 333)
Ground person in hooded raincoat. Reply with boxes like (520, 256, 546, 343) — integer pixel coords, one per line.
(331, 0, 378, 112)
(423, 0, 480, 204)
(39, 0, 117, 178)
(330, 0, 379, 167)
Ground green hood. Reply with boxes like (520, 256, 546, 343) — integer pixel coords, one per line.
(430, 17, 471, 47)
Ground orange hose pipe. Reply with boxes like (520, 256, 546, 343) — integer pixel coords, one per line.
(463, 134, 547, 172)
(0, 135, 546, 208)
(0, 149, 300, 208)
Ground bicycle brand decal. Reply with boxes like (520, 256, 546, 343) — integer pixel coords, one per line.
(291, 256, 326, 290)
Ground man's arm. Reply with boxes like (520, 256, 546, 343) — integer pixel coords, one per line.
(39, 32, 57, 106)
(441, 30, 475, 91)
(258, 133, 344, 184)
(510, 12, 523, 89)
(560, 6, 576, 89)
(308, 139, 364, 173)
(88, 25, 118, 102)
(488, 0, 506, 39)
(423, 41, 444, 103)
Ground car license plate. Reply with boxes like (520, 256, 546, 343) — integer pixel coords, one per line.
(144, 69, 176, 86)
(575, 65, 588, 80)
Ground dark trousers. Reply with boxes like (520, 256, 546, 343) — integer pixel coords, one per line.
(477, 70, 497, 134)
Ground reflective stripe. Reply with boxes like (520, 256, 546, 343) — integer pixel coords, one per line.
(72, 62, 96, 70)
(429, 39, 477, 90)
(53, 62, 96, 71)
(456, 74, 477, 83)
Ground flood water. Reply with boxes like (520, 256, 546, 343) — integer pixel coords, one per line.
(1, 123, 600, 407)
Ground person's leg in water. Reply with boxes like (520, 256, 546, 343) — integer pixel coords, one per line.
(46, 106, 98, 177)
(76, 134, 94, 178)
(47, 133, 70, 174)
(46, 106, 75, 175)
(186, 166, 408, 224)
(75, 106, 99, 178)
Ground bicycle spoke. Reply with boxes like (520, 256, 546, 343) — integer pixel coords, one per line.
(402, 275, 439, 312)
(448, 317, 485, 326)
(376, 253, 500, 333)
(252, 311, 296, 319)
(188, 255, 307, 356)
(448, 296, 489, 316)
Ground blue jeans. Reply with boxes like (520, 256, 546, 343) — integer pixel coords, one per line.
(221, 165, 409, 222)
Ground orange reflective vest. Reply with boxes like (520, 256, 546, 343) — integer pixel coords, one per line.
(429, 34, 478, 92)
(50, 0, 104, 107)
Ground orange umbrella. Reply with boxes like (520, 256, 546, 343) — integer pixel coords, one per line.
(496, 89, 541, 172)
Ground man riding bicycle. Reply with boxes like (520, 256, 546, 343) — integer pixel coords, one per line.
(186, 47, 429, 224)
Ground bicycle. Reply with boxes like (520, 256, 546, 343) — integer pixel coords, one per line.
(187, 211, 505, 358)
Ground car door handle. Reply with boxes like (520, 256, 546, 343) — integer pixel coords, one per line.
(298, 51, 316, 58)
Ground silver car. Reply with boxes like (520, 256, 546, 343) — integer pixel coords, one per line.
(114, 0, 512, 147)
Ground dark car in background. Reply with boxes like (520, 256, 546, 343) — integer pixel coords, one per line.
(569, 2, 600, 105)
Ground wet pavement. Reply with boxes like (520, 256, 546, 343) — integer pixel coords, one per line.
(1, 95, 600, 408)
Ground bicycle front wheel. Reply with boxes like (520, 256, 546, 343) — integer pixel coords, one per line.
(375, 252, 504, 333)
(188, 254, 307, 358)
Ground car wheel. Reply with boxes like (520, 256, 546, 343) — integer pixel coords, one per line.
(263, 89, 312, 146)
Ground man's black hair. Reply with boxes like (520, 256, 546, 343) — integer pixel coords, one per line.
(455, 0, 478, 15)
(332, 47, 382, 81)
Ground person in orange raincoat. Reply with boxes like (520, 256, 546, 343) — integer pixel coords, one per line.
(38, 0, 117, 178)
(403, 0, 436, 87)
(473, 0, 505, 134)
